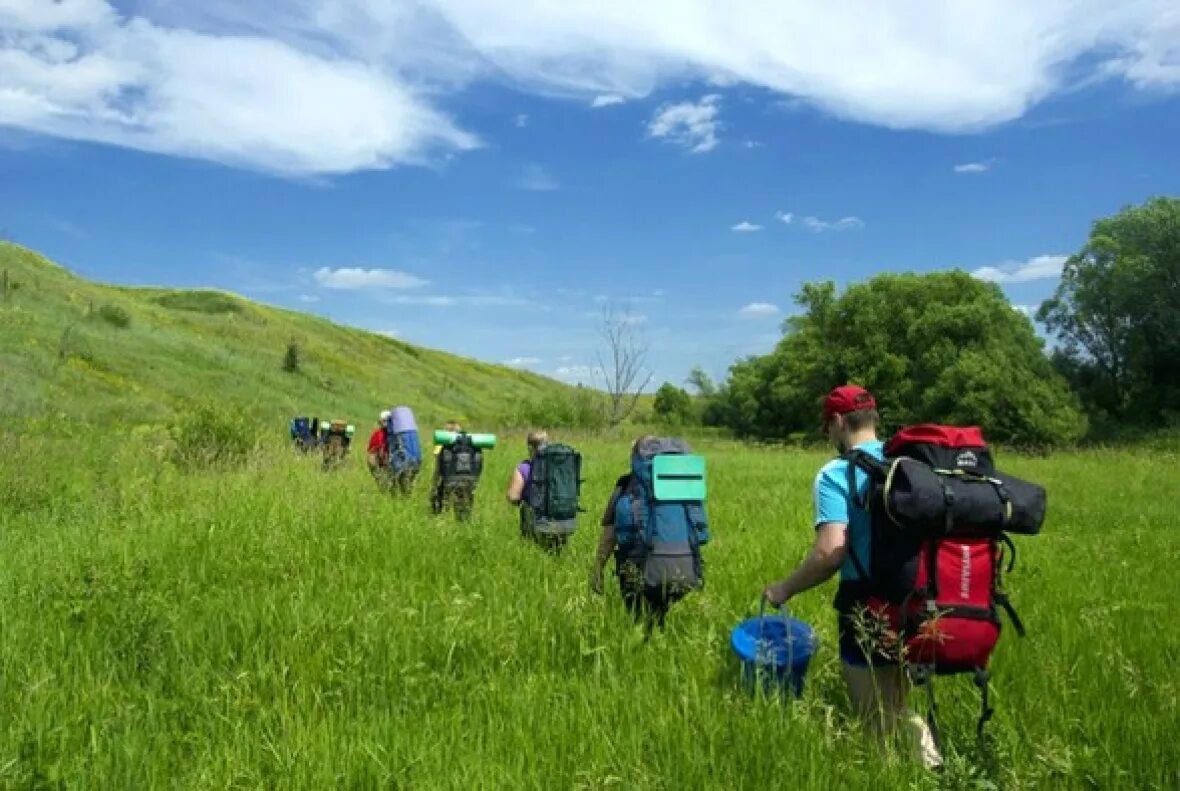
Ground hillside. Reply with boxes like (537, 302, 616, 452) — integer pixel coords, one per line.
(0, 242, 580, 434)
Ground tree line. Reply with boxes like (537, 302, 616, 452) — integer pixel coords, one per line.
(652, 196, 1179, 447)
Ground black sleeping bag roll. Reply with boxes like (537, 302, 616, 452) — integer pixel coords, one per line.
(882, 458, 1046, 536)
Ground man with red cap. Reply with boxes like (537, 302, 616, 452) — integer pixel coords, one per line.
(762, 384, 942, 770)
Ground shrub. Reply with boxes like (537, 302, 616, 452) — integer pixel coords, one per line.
(155, 290, 242, 315)
(514, 390, 608, 430)
(168, 403, 257, 469)
(96, 304, 131, 329)
(283, 341, 301, 373)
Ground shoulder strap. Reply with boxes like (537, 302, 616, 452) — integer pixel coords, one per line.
(844, 450, 885, 510)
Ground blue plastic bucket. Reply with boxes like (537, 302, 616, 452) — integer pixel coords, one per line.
(730, 605, 817, 698)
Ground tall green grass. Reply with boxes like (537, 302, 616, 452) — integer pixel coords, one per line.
(2, 432, 1176, 789)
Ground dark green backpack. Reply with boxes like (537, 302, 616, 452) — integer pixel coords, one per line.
(525, 443, 583, 526)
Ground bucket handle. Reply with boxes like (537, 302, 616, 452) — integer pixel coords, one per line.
(754, 596, 795, 671)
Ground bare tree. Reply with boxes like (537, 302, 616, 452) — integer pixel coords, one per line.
(595, 302, 654, 426)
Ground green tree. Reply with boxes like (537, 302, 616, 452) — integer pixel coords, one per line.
(715, 272, 1086, 446)
(1037, 196, 1180, 425)
(283, 341, 301, 373)
(653, 382, 694, 425)
(685, 366, 717, 397)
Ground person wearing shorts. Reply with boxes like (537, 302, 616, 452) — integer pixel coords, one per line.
(762, 385, 942, 770)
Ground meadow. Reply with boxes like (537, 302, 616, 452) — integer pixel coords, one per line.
(3, 429, 1177, 790)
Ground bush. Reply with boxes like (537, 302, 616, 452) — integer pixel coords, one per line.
(513, 390, 608, 430)
(96, 304, 131, 329)
(168, 404, 257, 469)
(653, 382, 695, 425)
(283, 341, 301, 373)
(155, 290, 242, 315)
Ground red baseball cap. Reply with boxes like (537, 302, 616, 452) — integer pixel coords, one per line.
(822, 385, 877, 422)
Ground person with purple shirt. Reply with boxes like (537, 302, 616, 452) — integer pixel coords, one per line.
(506, 430, 567, 553)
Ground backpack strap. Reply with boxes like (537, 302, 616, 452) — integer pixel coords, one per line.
(974, 668, 995, 742)
(842, 451, 881, 580)
(843, 449, 886, 510)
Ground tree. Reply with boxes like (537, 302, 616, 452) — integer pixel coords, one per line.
(685, 365, 717, 397)
(653, 382, 694, 424)
(1038, 196, 1180, 425)
(714, 271, 1086, 446)
(596, 303, 653, 426)
(283, 341, 301, 373)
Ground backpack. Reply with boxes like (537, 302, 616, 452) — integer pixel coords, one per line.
(613, 437, 710, 592)
(439, 432, 483, 484)
(845, 424, 1046, 747)
(523, 442, 583, 535)
(290, 416, 312, 449)
(386, 406, 422, 474)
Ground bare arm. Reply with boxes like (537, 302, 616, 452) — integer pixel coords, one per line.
(590, 486, 623, 593)
(764, 522, 848, 606)
(506, 469, 525, 504)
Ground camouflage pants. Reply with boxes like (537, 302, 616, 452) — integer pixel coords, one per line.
(432, 479, 477, 520)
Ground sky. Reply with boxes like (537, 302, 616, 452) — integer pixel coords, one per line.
(2, 1, 1179, 390)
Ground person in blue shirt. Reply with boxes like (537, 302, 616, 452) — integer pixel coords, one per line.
(762, 385, 941, 770)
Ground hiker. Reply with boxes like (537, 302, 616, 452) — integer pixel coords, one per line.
(591, 434, 709, 632)
(321, 419, 354, 472)
(431, 424, 486, 520)
(386, 406, 423, 495)
(507, 430, 582, 554)
(761, 385, 942, 770)
(367, 410, 391, 489)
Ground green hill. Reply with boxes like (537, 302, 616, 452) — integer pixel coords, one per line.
(0, 242, 582, 434)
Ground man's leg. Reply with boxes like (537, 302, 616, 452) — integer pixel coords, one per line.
(842, 662, 942, 770)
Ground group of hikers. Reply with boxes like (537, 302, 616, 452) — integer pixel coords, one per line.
(288, 384, 1046, 773)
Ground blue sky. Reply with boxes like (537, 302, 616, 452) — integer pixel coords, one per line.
(2, 1, 1179, 389)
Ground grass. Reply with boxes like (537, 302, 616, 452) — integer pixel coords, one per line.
(0, 242, 585, 433)
(2, 242, 1176, 787)
(2, 429, 1177, 789)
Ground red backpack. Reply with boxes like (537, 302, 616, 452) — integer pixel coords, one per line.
(845, 425, 1046, 747)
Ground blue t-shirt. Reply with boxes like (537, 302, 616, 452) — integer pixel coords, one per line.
(813, 440, 885, 582)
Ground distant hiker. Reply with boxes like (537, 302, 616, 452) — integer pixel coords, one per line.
(367, 410, 392, 488)
(431, 427, 490, 520)
(321, 419, 354, 472)
(591, 435, 710, 632)
(507, 430, 582, 554)
(290, 416, 314, 452)
(385, 406, 423, 494)
(760, 385, 943, 769)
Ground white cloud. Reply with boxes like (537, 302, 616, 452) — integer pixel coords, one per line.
(0, 1, 478, 176)
(515, 113, 529, 127)
(731, 221, 763, 232)
(2, 2, 1177, 175)
(298, 294, 320, 303)
(802, 215, 864, 232)
(591, 94, 626, 108)
(504, 356, 541, 366)
(376, 329, 400, 338)
(739, 301, 780, 317)
(647, 94, 721, 153)
(1011, 304, 1037, 317)
(515, 164, 559, 191)
(954, 160, 994, 173)
(775, 210, 794, 224)
(383, 293, 537, 308)
(972, 254, 1067, 283)
(555, 364, 601, 383)
(313, 267, 428, 290)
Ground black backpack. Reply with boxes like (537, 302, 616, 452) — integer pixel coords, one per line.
(525, 443, 582, 521)
(439, 433, 483, 483)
